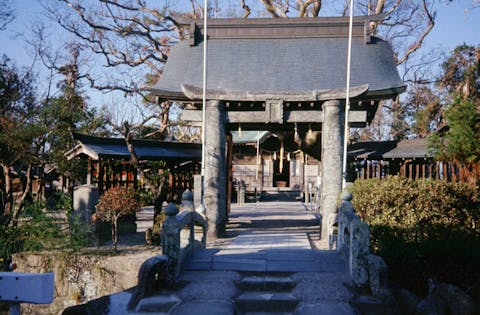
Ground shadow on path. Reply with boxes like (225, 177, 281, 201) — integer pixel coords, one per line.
(185, 202, 340, 273)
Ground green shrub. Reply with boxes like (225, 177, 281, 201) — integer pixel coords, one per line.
(0, 199, 93, 264)
(138, 189, 155, 207)
(22, 199, 47, 217)
(352, 176, 480, 257)
(68, 215, 94, 251)
(54, 191, 74, 216)
(148, 212, 165, 245)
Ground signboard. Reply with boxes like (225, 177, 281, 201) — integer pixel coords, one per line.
(0, 272, 54, 304)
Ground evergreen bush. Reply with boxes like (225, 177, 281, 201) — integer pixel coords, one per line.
(352, 176, 480, 256)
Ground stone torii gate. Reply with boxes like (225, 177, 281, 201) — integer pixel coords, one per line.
(151, 17, 405, 241)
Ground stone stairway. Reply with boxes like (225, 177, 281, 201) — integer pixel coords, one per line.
(126, 202, 363, 314)
(64, 202, 388, 314)
(234, 273, 299, 314)
(125, 267, 359, 315)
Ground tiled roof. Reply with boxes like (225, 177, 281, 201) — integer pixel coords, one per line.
(66, 133, 201, 161)
(152, 17, 405, 101)
(348, 138, 432, 160)
(382, 138, 432, 159)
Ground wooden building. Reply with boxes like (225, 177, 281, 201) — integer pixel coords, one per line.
(66, 133, 201, 202)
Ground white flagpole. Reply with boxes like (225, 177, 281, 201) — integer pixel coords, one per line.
(201, 1, 208, 178)
(342, 0, 354, 190)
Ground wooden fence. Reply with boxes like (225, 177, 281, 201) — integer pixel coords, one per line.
(350, 158, 478, 184)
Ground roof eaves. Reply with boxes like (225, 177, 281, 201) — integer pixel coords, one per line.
(65, 143, 100, 161)
(180, 83, 369, 102)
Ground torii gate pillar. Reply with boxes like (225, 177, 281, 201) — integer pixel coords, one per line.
(320, 100, 344, 240)
(204, 100, 227, 240)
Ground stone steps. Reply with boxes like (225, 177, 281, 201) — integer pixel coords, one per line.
(234, 273, 299, 315)
(235, 292, 299, 314)
(135, 295, 180, 313)
(127, 270, 361, 315)
(236, 275, 296, 292)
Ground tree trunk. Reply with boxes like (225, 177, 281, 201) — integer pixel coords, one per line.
(35, 164, 45, 201)
(123, 129, 166, 216)
(1, 163, 13, 221)
(112, 219, 118, 251)
(13, 162, 34, 222)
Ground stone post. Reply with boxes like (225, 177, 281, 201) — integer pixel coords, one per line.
(203, 100, 227, 240)
(350, 219, 370, 288)
(193, 174, 203, 209)
(161, 203, 180, 284)
(180, 189, 194, 212)
(320, 100, 344, 240)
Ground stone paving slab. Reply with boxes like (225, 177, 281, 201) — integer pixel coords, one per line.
(169, 300, 235, 315)
(295, 302, 359, 315)
(213, 259, 267, 272)
(184, 202, 348, 273)
(214, 250, 267, 260)
(266, 250, 315, 261)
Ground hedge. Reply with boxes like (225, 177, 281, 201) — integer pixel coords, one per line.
(351, 176, 480, 257)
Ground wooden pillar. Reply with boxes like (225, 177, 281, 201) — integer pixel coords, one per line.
(319, 99, 343, 240)
(169, 168, 174, 201)
(415, 160, 420, 180)
(299, 153, 305, 199)
(133, 167, 138, 190)
(363, 159, 367, 179)
(98, 160, 104, 194)
(226, 132, 233, 214)
(452, 162, 457, 183)
(443, 162, 447, 181)
(204, 100, 227, 240)
(87, 157, 93, 185)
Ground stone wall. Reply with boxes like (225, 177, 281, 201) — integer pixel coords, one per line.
(12, 248, 157, 315)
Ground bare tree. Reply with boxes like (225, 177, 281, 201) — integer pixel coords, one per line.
(41, 0, 198, 139)
(44, 0, 444, 142)
(103, 100, 169, 216)
(0, 0, 14, 31)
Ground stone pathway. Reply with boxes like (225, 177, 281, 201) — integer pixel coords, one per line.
(185, 201, 340, 273)
(79, 202, 367, 314)
(153, 202, 359, 314)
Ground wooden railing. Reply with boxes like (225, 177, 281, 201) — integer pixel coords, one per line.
(161, 190, 207, 284)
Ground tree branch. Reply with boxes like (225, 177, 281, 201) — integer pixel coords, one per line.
(240, 0, 251, 18)
(395, 0, 435, 65)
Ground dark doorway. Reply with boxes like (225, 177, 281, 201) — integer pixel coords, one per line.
(273, 159, 290, 187)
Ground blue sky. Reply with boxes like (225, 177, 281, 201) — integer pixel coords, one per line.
(0, 0, 479, 106)
(2, 1, 479, 65)
(425, 1, 479, 50)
